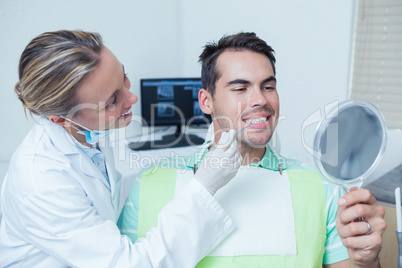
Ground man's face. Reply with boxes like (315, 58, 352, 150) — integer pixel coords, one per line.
(202, 50, 279, 147)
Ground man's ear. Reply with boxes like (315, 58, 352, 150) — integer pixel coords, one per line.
(48, 115, 72, 127)
(198, 88, 213, 115)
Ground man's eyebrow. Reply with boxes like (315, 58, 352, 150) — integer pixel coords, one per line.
(260, 76, 277, 86)
(225, 79, 251, 87)
(225, 77, 277, 88)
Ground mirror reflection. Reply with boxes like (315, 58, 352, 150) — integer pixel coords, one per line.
(313, 100, 387, 191)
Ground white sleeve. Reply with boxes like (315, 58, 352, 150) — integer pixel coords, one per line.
(18, 177, 235, 268)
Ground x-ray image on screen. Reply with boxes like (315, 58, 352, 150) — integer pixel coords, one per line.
(141, 78, 211, 126)
(193, 101, 203, 116)
(131, 78, 211, 150)
(157, 86, 174, 100)
(184, 84, 201, 99)
(192, 86, 201, 99)
(157, 102, 175, 117)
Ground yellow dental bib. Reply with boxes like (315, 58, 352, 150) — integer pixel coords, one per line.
(138, 167, 326, 268)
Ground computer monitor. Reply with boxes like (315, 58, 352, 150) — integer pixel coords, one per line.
(128, 78, 211, 150)
(140, 78, 209, 126)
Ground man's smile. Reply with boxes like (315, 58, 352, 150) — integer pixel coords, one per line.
(242, 112, 273, 129)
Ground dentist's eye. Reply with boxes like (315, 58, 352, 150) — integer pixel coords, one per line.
(107, 103, 116, 110)
(123, 73, 131, 88)
(107, 95, 119, 110)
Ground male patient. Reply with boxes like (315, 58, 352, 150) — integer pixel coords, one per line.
(118, 32, 386, 267)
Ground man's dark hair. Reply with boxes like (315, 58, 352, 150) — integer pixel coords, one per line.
(199, 32, 276, 97)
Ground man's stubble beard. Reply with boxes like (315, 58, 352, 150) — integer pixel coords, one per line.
(212, 101, 277, 148)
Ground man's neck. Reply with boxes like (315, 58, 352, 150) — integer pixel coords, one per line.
(239, 143, 266, 166)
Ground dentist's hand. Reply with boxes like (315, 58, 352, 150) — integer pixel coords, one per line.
(194, 129, 242, 196)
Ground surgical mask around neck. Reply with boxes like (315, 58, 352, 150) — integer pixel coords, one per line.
(60, 116, 112, 144)
(77, 129, 112, 145)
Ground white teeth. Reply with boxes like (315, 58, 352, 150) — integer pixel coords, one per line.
(244, 117, 267, 124)
(119, 111, 131, 118)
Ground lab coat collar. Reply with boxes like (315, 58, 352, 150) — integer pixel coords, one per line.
(40, 116, 81, 155)
(99, 138, 121, 212)
(41, 117, 113, 191)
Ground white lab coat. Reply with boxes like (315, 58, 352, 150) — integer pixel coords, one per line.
(0, 118, 235, 268)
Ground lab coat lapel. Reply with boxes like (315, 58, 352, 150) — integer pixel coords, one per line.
(99, 138, 120, 215)
(77, 150, 112, 191)
(42, 117, 112, 191)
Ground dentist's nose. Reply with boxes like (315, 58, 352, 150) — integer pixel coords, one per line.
(121, 76, 136, 106)
(126, 91, 138, 106)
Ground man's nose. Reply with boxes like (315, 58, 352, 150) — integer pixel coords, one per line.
(248, 87, 266, 107)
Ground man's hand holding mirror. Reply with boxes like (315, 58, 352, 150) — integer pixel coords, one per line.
(314, 99, 387, 267)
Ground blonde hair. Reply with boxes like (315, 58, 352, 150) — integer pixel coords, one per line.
(15, 30, 103, 117)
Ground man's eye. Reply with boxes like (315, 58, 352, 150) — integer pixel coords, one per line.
(233, 88, 246, 91)
(263, 86, 275, 91)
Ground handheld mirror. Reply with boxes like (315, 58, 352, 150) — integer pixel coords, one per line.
(313, 99, 387, 192)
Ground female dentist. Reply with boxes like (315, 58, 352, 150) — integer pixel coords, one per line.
(0, 30, 241, 267)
